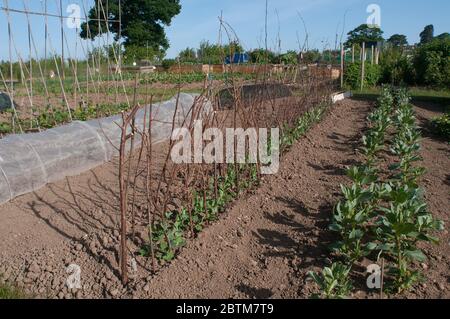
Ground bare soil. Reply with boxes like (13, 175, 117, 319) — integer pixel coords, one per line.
(0, 98, 448, 299)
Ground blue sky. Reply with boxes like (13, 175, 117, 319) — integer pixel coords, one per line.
(0, 0, 449, 61)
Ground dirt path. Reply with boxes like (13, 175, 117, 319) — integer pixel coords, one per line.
(0, 98, 448, 299)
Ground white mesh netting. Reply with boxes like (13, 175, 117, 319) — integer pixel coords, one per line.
(0, 93, 212, 205)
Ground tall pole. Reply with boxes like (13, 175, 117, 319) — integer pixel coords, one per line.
(106, 0, 111, 102)
(360, 42, 366, 91)
(118, 0, 122, 68)
(75, 25, 78, 107)
(375, 47, 380, 65)
(371, 45, 374, 65)
(351, 44, 355, 63)
(219, 10, 224, 73)
(97, 0, 101, 99)
(60, 0, 65, 79)
(340, 42, 344, 89)
(44, 0, 48, 77)
(6, 0, 13, 94)
(264, 0, 268, 54)
(28, 2, 33, 104)
(264, 0, 268, 75)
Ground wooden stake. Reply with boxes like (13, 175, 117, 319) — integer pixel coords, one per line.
(60, 0, 65, 80)
(371, 45, 375, 65)
(360, 42, 365, 91)
(118, 105, 140, 286)
(352, 44, 355, 63)
(375, 47, 380, 65)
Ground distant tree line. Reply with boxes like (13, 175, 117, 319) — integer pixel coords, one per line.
(343, 23, 450, 88)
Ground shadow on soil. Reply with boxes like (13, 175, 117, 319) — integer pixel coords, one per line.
(254, 197, 337, 270)
(235, 285, 274, 299)
(18, 170, 124, 277)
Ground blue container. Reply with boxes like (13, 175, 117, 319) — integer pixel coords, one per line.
(225, 53, 249, 64)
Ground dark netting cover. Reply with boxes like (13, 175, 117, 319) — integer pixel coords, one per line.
(0, 92, 14, 112)
(217, 83, 293, 109)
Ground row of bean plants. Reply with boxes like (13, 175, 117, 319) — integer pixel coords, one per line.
(142, 100, 332, 263)
(309, 86, 444, 298)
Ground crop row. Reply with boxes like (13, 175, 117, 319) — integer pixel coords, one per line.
(6, 71, 253, 98)
(309, 87, 444, 298)
(141, 101, 331, 264)
(0, 103, 130, 135)
(139, 72, 256, 85)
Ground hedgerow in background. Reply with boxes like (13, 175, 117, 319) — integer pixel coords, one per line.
(379, 49, 414, 85)
(431, 113, 450, 140)
(344, 62, 381, 89)
(413, 37, 450, 87)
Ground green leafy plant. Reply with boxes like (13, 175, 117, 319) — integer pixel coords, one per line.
(431, 113, 450, 140)
(375, 184, 444, 293)
(413, 37, 450, 87)
(0, 122, 12, 135)
(346, 165, 378, 186)
(329, 182, 377, 262)
(322, 87, 445, 298)
(145, 211, 187, 262)
(344, 62, 381, 89)
(390, 129, 425, 187)
(308, 263, 353, 299)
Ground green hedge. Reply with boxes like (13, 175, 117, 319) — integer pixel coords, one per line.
(344, 62, 381, 89)
(414, 38, 450, 87)
(431, 113, 450, 140)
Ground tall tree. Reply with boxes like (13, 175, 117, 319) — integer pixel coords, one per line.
(436, 33, 450, 41)
(414, 36, 450, 87)
(387, 34, 408, 47)
(419, 25, 434, 45)
(248, 49, 277, 64)
(280, 51, 299, 65)
(197, 41, 223, 64)
(344, 24, 384, 48)
(80, 0, 181, 53)
(178, 47, 197, 63)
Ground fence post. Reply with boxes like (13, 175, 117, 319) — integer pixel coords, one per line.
(60, 0, 65, 80)
(360, 42, 365, 91)
(375, 47, 380, 65)
(371, 45, 375, 65)
(352, 44, 355, 63)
